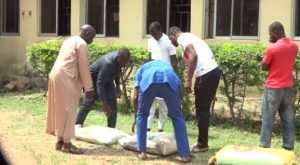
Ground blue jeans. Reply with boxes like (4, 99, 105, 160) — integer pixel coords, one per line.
(136, 83, 190, 157)
(260, 88, 295, 149)
(76, 80, 118, 128)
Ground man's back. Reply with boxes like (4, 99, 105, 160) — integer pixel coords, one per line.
(89, 51, 119, 80)
(134, 60, 180, 92)
(263, 38, 298, 88)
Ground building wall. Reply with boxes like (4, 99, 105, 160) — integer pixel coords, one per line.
(0, 0, 298, 67)
(260, 0, 293, 42)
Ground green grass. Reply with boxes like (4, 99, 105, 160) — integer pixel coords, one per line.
(0, 91, 299, 164)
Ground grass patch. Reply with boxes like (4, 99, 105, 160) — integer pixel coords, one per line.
(0, 91, 299, 164)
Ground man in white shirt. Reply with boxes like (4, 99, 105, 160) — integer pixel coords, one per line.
(168, 26, 221, 153)
(147, 22, 177, 132)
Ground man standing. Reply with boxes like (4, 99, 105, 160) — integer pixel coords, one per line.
(133, 60, 191, 163)
(76, 49, 131, 128)
(260, 21, 298, 150)
(147, 22, 177, 132)
(168, 26, 221, 152)
(46, 25, 96, 154)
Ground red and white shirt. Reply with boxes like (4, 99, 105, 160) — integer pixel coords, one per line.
(177, 33, 218, 77)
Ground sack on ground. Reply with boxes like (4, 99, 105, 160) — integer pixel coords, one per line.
(209, 145, 297, 165)
(118, 132, 177, 156)
(75, 125, 129, 145)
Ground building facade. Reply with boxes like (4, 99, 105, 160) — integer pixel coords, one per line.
(0, 0, 299, 65)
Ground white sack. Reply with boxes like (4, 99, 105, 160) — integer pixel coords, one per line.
(118, 132, 177, 156)
(75, 125, 129, 145)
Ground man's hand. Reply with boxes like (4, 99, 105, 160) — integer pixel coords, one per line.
(131, 121, 136, 133)
(184, 80, 192, 93)
(85, 90, 94, 102)
(116, 87, 122, 98)
(103, 102, 113, 116)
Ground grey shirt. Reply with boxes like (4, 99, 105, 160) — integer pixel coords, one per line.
(90, 51, 120, 101)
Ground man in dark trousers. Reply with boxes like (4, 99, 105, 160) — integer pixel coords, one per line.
(168, 26, 221, 152)
(76, 48, 131, 128)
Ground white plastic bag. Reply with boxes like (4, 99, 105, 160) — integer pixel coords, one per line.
(75, 125, 129, 145)
(118, 132, 177, 155)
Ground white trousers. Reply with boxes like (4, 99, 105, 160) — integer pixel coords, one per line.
(147, 97, 168, 130)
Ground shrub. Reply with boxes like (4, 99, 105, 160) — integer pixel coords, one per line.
(26, 40, 149, 113)
(26, 39, 62, 79)
(210, 43, 266, 120)
(27, 40, 300, 119)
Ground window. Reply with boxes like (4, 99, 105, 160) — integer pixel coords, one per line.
(40, 0, 71, 36)
(146, 0, 191, 34)
(86, 0, 119, 37)
(294, 0, 300, 38)
(205, 0, 259, 39)
(1, 0, 19, 34)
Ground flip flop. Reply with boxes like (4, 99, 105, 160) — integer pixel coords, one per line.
(137, 152, 147, 160)
(175, 156, 192, 163)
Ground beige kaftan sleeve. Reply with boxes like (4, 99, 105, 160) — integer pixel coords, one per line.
(77, 43, 93, 92)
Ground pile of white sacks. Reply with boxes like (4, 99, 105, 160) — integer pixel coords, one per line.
(75, 125, 177, 156)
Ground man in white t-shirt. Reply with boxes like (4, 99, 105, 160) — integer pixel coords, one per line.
(147, 22, 177, 132)
(168, 26, 221, 153)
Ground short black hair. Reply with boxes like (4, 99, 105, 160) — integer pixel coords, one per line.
(118, 48, 131, 57)
(149, 22, 162, 33)
(269, 21, 285, 36)
(168, 26, 181, 35)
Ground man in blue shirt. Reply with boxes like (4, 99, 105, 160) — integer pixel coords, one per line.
(133, 60, 191, 162)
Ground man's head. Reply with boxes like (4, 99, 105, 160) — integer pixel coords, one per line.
(117, 48, 131, 67)
(268, 21, 286, 43)
(168, 26, 182, 47)
(149, 22, 163, 41)
(79, 24, 96, 44)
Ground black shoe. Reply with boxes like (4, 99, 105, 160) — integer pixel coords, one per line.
(55, 140, 64, 150)
(191, 143, 209, 152)
(158, 129, 163, 132)
(147, 128, 151, 132)
(283, 146, 293, 151)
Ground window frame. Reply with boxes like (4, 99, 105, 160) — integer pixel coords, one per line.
(144, 0, 170, 37)
(144, 0, 190, 36)
(38, 0, 59, 36)
(1, 0, 20, 36)
(213, 0, 260, 40)
(292, 0, 300, 40)
(85, 0, 107, 37)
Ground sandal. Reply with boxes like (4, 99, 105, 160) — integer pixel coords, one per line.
(137, 152, 147, 160)
(55, 140, 64, 150)
(175, 156, 192, 163)
(191, 143, 209, 153)
(62, 142, 84, 154)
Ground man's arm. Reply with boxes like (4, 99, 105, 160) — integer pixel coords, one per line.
(262, 62, 270, 71)
(184, 44, 198, 93)
(78, 44, 94, 101)
(132, 86, 139, 133)
(170, 55, 178, 69)
(262, 48, 272, 71)
(148, 52, 152, 59)
(115, 75, 121, 98)
(96, 63, 113, 116)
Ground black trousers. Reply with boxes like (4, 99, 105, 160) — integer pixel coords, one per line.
(194, 67, 221, 147)
(76, 80, 118, 128)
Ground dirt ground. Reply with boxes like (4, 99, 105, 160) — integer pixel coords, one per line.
(0, 109, 207, 165)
